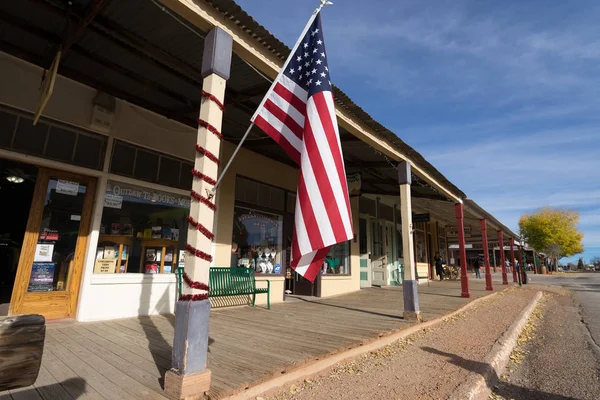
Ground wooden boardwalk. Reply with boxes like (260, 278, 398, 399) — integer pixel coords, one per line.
(2, 279, 496, 399)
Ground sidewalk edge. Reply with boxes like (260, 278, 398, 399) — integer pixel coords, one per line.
(450, 290, 543, 400)
(222, 289, 508, 400)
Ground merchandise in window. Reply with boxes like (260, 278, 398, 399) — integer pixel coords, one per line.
(322, 241, 350, 275)
(414, 230, 427, 263)
(438, 237, 447, 263)
(232, 206, 283, 275)
(94, 181, 189, 274)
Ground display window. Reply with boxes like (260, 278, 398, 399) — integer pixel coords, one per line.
(438, 227, 447, 263)
(323, 241, 350, 275)
(94, 180, 189, 274)
(232, 206, 283, 275)
(414, 229, 427, 263)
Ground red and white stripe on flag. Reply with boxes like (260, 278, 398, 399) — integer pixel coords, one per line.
(251, 12, 353, 282)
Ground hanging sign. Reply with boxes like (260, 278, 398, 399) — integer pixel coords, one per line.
(412, 213, 430, 223)
(446, 226, 472, 238)
(56, 179, 79, 196)
(346, 173, 362, 197)
(33, 50, 61, 125)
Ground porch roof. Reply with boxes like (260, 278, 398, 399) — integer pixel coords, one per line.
(1, 0, 520, 244)
(368, 194, 518, 244)
(0, 0, 464, 204)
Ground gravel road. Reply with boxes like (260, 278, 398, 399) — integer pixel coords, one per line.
(491, 289, 600, 400)
(265, 287, 538, 400)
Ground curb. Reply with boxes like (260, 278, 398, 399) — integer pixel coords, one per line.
(221, 288, 509, 400)
(450, 290, 543, 400)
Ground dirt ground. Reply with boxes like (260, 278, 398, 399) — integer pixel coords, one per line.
(264, 287, 538, 400)
(491, 290, 600, 400)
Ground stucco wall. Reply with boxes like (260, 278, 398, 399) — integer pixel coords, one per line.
(0, 52, 197, 161)
(1, 51, 362, 317)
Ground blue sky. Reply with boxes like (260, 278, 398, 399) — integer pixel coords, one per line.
(236, 0, 600, 264)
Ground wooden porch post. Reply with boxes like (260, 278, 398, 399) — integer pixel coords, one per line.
(164, 27, 232, 399)
(509, 238, 517, 283)
(398, 161, 421, 321)
(498, 231, 508, 285)
(480, 219, 493, 291)
(455, 203, 471, 298)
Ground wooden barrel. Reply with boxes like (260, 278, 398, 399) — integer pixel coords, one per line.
(0, 314, 45, 392)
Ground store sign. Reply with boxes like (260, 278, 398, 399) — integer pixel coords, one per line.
(346, 173, 361, 197)
(412, 213, 430, 223)
(94, 259, 116, 274)
(446, 226, 472, 238)
(106, 181, 190, 209)
(56, 179, 79, 196)
(28, 262, 55, 292)
(104, 193, 123, 209)
(34, 244, 54, 262)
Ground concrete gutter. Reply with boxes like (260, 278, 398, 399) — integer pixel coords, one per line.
(449, 290, 543, 400)
(222, 289, 507, 400)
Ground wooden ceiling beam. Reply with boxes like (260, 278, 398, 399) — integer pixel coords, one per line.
(60, 0, 110, 59)
(0, 11, 196, 112)
(0, 40, 196, 129)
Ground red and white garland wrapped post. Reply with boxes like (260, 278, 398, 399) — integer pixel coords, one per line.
(165, 27, 232, 400)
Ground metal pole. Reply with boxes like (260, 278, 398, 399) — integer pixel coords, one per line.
(455, 203, 471, 298)
(211, 123, 254, 191)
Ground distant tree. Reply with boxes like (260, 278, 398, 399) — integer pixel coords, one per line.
(591, 256, 600, 266)
(577, 257, 585, 270)
(519, 208, 584, 272)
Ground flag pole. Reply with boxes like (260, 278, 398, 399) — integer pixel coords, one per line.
(211, 0, 332, 192)
(211, 122, 254, 191)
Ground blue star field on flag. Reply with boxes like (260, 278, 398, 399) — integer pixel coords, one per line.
(283, 13, 331, 97)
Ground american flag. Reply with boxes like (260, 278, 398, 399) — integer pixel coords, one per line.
(251, 12, 353, 282)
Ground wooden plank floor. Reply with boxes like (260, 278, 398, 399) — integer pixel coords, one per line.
(1, 278, 496, 399)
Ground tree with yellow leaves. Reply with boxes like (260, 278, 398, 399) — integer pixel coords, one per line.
(519, 208, 584, 272)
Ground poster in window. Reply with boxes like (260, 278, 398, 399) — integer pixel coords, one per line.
(34, 243, 54, 262)
(28, 262, 56, 292)
(56, 179, 79, 196)
(94, 259, 116, 274)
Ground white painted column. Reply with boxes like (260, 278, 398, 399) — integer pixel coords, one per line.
(164, 27, 232, 399)
(398, 161, 421, 321)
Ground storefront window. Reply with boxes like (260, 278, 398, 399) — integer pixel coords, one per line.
(232, 206, 283, 275)
(414, 230, 427, 263)
(94, 181, 189, 274)
(323, 241, 350, 275)
(438, 236, 447, 263)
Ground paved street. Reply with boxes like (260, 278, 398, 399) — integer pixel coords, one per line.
(529, 272, 600, 348)
(492, 273, 600, 400)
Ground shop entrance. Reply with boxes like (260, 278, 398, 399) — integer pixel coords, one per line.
(9, 167, 96, 319)
(0, 159, 37, 316)
(370, 218, 386, 286)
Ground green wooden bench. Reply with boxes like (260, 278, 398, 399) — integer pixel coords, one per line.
(177, 267, 270, 309)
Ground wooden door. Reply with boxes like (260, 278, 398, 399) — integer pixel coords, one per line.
(9, 168, 96, 320)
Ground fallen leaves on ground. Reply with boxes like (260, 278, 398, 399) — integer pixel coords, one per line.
(492, 293, 549, 399)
